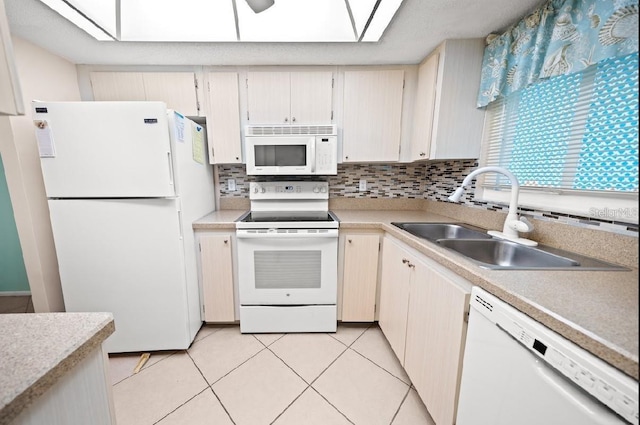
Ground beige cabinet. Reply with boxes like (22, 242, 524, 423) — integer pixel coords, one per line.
(204, 72, 242, 164)
(198, 233, 235, 322)
(340, 233, 380, 322)
(379, 236, 471, 425)
(378, 236, 413, 360)
(404, 258, 470, 425)
(246, 71, 333, 124)
(90, 71, 200, 116)
(410, 39, 485, 160)
(342, 69, 404, 162)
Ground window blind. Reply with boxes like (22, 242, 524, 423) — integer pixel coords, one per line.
(483, 52, 639, 195)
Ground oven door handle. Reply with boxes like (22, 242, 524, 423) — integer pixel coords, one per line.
(236, 230, 339, 238)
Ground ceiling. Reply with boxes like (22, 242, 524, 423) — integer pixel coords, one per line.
(5, 0, 544, 66)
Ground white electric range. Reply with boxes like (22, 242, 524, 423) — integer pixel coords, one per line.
(236, 181, 339, 333)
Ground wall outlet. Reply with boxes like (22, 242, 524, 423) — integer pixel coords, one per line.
(227, 179, 236, 191)
(359, 179, 367, 192)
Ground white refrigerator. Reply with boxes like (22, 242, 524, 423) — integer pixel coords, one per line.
(32, 101, 214, 353)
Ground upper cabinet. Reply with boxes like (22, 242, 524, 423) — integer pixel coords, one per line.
(410, 39, 485, 161)
(204, 72, 242, 164)
(342, 69, 404, 162)
(246, 71, 333, 124)
(90, 72, 201, 116)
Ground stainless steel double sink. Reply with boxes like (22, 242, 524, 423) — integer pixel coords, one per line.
(391, 222, 627, 270)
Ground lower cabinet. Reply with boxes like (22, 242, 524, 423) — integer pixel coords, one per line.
(379, 236, 471, 425)
(340, 233, 380, 322)
(197, 232, 236, 322)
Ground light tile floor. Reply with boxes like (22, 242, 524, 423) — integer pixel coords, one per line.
(109, 323, 436, 425)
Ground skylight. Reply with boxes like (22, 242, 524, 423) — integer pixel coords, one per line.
(38, 0, 404, 43)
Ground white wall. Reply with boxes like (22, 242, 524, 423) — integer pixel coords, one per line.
(0, 36, 81, 312)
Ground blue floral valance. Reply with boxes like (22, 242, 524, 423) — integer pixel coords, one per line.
(477, 0, 639, 107)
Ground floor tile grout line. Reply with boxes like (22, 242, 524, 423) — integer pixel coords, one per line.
(151, 386, 211, 425)
(388, 385, 413, 425)
(206, 345, 269, 386)
(265, 345, 315, 385)
(185, 349, 237, 424)
(268, 384, 311, 425)
(348, 346, 412, 386)
(191, 325, 226, 345)
(266, 336, 355, 424)
(252, 332, 286, 348)
(327, 322, 374, 348)
(307, 386, 357, 425)
(110, 349, 182, 387)
(209, 386, 238, 425)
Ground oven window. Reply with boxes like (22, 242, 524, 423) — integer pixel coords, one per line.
(254, 145, 307, 167)
(254, 251, 321, 289)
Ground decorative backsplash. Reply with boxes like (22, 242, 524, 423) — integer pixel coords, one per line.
(217, 162, 638, 236)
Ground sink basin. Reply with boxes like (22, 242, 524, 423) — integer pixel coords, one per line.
(437, 239, 580, 269)
(392, 222, 492, 242)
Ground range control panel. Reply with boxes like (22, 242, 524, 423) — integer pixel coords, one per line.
(249, 182, 329, 200)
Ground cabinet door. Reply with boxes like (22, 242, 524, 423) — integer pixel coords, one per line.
(410, 52, 439, 161)
(200, 234, 235, 322)
(342, 70, 404, 162)
(378, 237, 412, 362)
(90, 72, 146, 101)
(205, 72, 242, 164)
(404, 263, 470, 425)
(289, 71, 333, 124)
(143, 72, 199, 116)
(246, 72, 291, 124)
(341, 234, 379, 322)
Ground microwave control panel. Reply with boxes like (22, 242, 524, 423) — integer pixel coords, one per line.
(315, 136, 338, 175)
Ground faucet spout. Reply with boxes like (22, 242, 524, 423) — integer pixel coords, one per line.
(448, 166, 537, 246)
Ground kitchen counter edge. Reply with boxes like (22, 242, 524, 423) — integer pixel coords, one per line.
(0, 312, 115, 425)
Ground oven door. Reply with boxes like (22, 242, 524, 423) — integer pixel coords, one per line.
(236, 229, 338, 305)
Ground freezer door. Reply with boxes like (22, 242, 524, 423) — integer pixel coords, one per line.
(48, 198, 194, 353)
(34, 101, 175, 198)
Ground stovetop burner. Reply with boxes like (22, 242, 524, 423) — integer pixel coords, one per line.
(240, 211, 335, 223)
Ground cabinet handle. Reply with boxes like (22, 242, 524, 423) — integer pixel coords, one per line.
(284, 117, 288, 122)
(224, 240, 228, 244)
(345, 156, 349, 160)
(292, 117, 296, 122)
(235, 156, 239, 161)
(348, 239, 352, 243)
(419, 152, 426, 157)
(408, 263, 415, 269)
(402, 258, 409, 264)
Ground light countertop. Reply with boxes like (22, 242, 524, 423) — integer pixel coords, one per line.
(0, 312, 115, 424)
(193, 208, 639, 380)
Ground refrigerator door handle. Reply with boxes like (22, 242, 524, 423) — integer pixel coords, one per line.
(177, 209, 184, 240)
(167, 151, 175, 188)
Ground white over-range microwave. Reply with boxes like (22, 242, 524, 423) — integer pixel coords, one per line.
(244, 125, 337, 175)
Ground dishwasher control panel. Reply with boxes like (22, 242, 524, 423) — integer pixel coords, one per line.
(474, 290, 638, 425)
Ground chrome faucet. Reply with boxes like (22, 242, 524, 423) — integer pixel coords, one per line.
(448, 166, 537, 246)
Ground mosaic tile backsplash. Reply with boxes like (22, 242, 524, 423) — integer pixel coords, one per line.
(217, 161, 638, 236)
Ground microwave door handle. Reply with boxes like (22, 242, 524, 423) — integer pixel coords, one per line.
(310, 141, 316, 173)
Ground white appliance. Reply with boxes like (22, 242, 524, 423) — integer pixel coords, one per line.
(236, 181, 338, 333)
(244, 125, 337, 176)
(32, 101, 214, 353)
(457, 287, 638, 425)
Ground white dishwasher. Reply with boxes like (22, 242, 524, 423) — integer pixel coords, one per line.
(456, 287, 638, 425)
